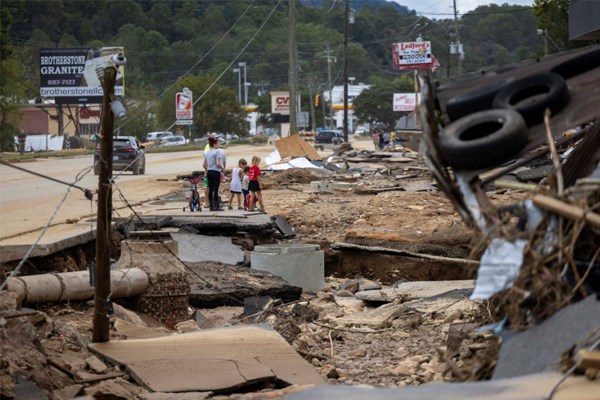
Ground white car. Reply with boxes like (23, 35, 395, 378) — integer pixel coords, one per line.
(144, 131, 172, 142)
(158, 136, 187, 147)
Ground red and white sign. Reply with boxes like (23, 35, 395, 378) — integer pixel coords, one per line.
(271, 91, 290, 114)
(175, 88, 193, 125)
(393, 41, 440, 73)
(393, 41, 431, 66)
(393, 93, 421, 111)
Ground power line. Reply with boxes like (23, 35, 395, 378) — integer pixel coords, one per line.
(0, 160, 94, 199)
(115, 0, 258, 133)
(0, 165, 94, 292)
(112, 0, 283, 179)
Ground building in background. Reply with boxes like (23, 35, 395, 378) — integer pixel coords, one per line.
(323, 83, 370, 132)
(569, 0, 600, 40)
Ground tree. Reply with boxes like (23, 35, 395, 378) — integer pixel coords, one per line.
(58, 33, 80, 48)
(155, 72, 247, 136)
(116, 85, 158, 141)
(353, 75, 413, 130)
(0, 8, 29, 151)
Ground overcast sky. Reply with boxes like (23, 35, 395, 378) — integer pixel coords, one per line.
(393, 0, 534, 16)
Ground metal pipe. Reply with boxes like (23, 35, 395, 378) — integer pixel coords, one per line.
(5, 268, 149, 304)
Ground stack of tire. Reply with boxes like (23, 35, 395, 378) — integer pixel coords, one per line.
(439, 48, 600, 170)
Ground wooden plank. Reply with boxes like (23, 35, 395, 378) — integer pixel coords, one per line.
(574, 350, 600, 370)
(533, 194, 600, 229)
(89, 325, 324, 393)
(274, 134, 321, 161)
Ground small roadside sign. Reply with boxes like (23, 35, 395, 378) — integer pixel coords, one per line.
(176, 87, 193, 125)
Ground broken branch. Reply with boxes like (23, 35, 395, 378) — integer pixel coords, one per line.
(532, 194, 600, 229)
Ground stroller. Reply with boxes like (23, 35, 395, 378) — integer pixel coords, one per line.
(183, 175, 203, 212)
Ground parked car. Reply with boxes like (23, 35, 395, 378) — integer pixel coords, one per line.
(314, 130, 343, 150)
(94, 136, 146, 175)
(143, 131, 172, 143)
(158, 136, 187, 147)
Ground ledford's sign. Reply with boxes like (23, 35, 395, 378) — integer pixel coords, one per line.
(393, 41, 431, 66)
(175, 88, 193, 125)
(39, 47, 124, 99)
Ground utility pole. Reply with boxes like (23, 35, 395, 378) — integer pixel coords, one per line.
(343, 0, 350, 142)
(452, 0, 462, 76)
(93, 66, 116, 343)
(447, 46, 451, 79)
(322, 45, 335, 130)
(308, 81, 317, 131)
(288, 0, 297, 135)
(57, 104, 65, 149)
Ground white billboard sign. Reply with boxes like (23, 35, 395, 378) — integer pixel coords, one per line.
(393, 41, 432, 66)
(175, 87, 193, 125)
(393, 93, 420, 111)
(271, 91, 290, 115)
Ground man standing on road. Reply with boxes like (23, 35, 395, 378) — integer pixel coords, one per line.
(203, 137, 225, 211)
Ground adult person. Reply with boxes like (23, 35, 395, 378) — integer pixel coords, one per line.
(378, 131, 384, 151)
(203, 137, 225, 211)
(383, 131, 391, 147)
(18, 130, 27, 155)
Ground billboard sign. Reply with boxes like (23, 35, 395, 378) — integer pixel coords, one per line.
(393, 93, 421, 111)
(392, 41, 432, 66)
(40, 47, 124, 102)
(271, 91, 290, 115)
(175, 88, 193, 125)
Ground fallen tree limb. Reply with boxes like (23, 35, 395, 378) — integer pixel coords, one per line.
(532, 194, 600, 229)
(331, 242, 479, 267)
(494, 180, 541, 192)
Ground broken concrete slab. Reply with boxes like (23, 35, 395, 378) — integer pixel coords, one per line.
(355, 281, 476, 303)
(85, 355, 107, 374)
(0, 223, 108, 263)
(286, 372, 599, 400)
(114, 320, 169, 340)
(494, 295, 600, 380)
(171, 234, 245, 265)
(88, 325, 324, 393)
(336, 304, 405, 329)
(139, 393, 212, 400)
(310, 181, 358, 193)
(340, 278, 382, 292)
(403, 181, 437, 192)
(186, 262, 302, 308)
(252, 244, 325, 293)
(275, 215, 295, 236)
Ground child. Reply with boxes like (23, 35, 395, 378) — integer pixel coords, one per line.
(228, 159, 246, 210)
(248, 155, 265, 213)
(242, 166, 251, 211)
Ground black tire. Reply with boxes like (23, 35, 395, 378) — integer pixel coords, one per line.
(140, 160, 146, 175)
(446, 79, 512, 122)
(94, 167, 99, 176)
(516, 164, 553, 183)
(550, 47, 600, 80)
(492, 72, 570, 127)
(132, 162, 140, 175)
(189, 200, 194, 212)
(440, 109, 528, 170)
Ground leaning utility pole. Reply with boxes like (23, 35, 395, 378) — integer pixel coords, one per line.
(92, 67, 116, 343)
(452, 0, 462, 76)
(343, 0, 349, 142)
(308, 81, 317, 131)
(288, 0, 297, 135)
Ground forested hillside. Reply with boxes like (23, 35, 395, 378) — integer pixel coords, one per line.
(5, 0, 544, 94)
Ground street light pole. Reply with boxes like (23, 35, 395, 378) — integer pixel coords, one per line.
(239, 62, 248, 107)
(288, 0, 298, 135)
(233, 68, 241, 103)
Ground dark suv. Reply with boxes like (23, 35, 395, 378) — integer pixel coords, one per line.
(314, 130, 343, 150)
(94, 136, 146, 175)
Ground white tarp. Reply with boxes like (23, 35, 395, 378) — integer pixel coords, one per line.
(470, 238, 528, 300)
(265, 150, 282, 165)
(266, 157, 323, 171)
(15, 135, 65, 152)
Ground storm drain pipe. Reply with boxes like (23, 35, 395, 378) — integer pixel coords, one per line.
(4, 268, 148, 304)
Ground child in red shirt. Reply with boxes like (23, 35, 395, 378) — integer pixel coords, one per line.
(248, 156, 265, 212)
